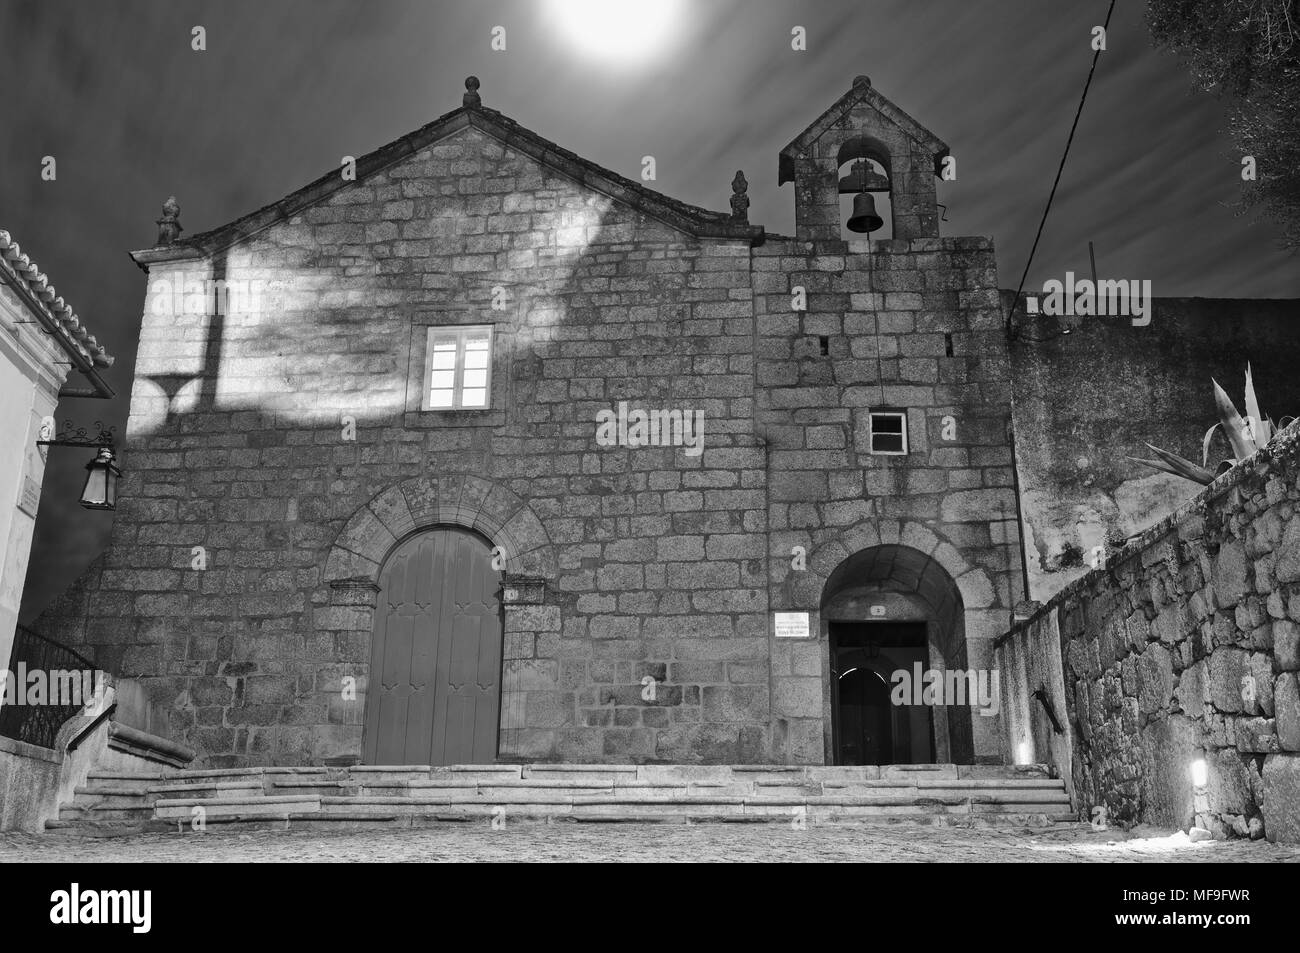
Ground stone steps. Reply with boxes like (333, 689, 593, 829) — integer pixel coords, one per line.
(49, 763, 1075, 832)
(56, 804, 156, 822)
(259, 780, 1069, 800)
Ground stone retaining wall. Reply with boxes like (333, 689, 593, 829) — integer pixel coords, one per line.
(997, 423, 1300, 842)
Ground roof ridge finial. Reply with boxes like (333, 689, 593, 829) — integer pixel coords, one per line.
(463, 76, 481, 109)
(730, 171, 750, 223)
(156, 196, 182, 246)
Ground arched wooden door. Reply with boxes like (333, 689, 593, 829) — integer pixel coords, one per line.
(363, 527, 503, 765)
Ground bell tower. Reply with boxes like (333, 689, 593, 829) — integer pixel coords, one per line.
(761, 75, 1024, 766)
(778, 75, 949, 242)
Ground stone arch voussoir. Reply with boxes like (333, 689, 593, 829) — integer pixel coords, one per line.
(807, 520, 972, 604)
(324, 475, 556, 602)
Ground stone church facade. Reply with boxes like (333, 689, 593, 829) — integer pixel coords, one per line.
(41, 77, 1025, 769)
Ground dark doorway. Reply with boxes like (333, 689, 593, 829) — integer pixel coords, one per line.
(835, 667, 893, 765)
(830, 622, 935, 765)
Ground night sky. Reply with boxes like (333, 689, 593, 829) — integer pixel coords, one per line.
(5, 0, 1298, 621)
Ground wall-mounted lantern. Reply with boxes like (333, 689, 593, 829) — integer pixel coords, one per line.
(79, 446, 122, 510)
(36, 420, 121, 511)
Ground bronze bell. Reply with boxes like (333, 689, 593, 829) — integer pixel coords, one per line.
(846, 192, 884, 234)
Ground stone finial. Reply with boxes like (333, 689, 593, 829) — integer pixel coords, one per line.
(463, 76, 481, 108)
(853, 74, 872, 88)
(155, 196, 182, 246)
(730, 171, 750, 223)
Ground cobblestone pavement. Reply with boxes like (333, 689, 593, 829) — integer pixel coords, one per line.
(3, 823, 1299, 862)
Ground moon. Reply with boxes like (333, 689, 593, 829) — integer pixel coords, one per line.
(542, 0, 685, 66)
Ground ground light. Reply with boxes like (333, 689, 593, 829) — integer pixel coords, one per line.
(1191, 758, 1208, 788)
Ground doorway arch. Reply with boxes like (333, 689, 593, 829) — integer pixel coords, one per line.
(821, 544, 974, 764)
(362, 526, 503, 765)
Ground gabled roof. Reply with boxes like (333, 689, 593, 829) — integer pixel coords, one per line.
(0, 229, 115, 374)
(778, 77, 949, 185)
(134, 100, 764, 265)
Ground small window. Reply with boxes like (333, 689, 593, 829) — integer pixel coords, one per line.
(869, 410, 908, 455)
(424, 325, 493, 410)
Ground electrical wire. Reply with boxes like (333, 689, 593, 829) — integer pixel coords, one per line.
(1007, 0, 1118, 342)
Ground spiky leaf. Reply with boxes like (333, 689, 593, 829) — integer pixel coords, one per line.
(1129, 457, 1214, 485)
(1212, 378, 1255, 460)
(1129, 444, 1216, 484)
(1244, 364, 1271, 444)
(1201, 423, 1220, 468)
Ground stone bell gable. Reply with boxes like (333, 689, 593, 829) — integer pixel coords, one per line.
(778, 75, 950, 242)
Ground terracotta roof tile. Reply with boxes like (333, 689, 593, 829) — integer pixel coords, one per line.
(0, 229, 114, 368)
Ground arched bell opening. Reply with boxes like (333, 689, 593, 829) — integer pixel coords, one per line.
(820, 544, 975, 765)
(837, 137, 894, 241)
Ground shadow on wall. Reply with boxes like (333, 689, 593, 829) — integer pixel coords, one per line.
(26, 130, 774, 767)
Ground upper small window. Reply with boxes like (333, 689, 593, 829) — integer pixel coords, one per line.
(869, 410, 908, 455)
(424, 325, 493, 410)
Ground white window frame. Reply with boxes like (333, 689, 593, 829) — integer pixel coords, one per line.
(422, 325, 493, 411)
(868, 410, 909, 455)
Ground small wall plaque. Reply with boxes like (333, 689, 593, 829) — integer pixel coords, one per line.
(19, 476, 41, 517)
(774, 612, 810, 639)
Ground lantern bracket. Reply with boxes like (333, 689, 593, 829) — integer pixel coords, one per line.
(36, 419, 117, 449)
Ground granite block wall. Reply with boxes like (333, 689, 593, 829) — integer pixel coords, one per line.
(997, 423, 1300, 842)
(756, 236, 1025, 763)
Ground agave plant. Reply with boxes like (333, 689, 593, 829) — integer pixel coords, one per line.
(1130, 365, 1293, 485)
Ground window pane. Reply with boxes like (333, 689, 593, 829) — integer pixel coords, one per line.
(430, 343, 457, 369)
(426, 326, 491, 411)
(872, 414, 903, 434)
(873, 433, 904, 453)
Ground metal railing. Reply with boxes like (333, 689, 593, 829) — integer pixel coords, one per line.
(0, 625, 102, 750)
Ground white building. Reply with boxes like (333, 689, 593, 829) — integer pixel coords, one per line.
(0, 229, 114, 681)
